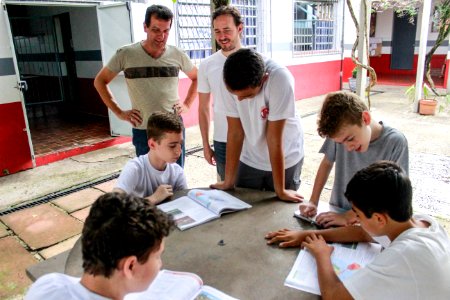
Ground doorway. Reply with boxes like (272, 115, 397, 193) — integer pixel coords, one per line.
(6, 4, 116, 161)
(391, 13, 417, 70)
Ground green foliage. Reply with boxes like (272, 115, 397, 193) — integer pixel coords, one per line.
(352, 67, 358, 78)
(405, 83, 450, 113)
(405, 83, 433, 102)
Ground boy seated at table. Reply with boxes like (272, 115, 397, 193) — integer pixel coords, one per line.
(266, 161, 450, 299)
(299, 91, 408, 228)
(25, 192, 174, 299)
(114, 111, 187, 204)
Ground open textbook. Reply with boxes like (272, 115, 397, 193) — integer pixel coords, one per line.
(126, 269, 239, 300)
(285, 242, 383, 295)
(158, 189, 251, 230)
(294, 201, 345, 228)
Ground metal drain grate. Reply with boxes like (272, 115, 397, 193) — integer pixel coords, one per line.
(0, 146, 205, 217)
(0, 173, 120, 216)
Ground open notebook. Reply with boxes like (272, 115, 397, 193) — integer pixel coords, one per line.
(126, 269, 239, 300)
(158, 189, 251, 230)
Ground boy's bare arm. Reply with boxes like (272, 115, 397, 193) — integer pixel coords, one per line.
(146, 185, 174, 205)
(198, 92, 215, 165)
(316, 210, 358, 228)
(265, 225, 372, 247)
(267, 119, 303, 202)
(302, 234, 353, 300)
(210, 117, 244, 190)
(300, 156, 334, 216)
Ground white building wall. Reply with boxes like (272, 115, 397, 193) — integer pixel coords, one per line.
(263, 0, 343, 66)
(0, 11, 21, 105)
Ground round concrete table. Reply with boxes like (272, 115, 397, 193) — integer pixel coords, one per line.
(65, 188, 319, 300)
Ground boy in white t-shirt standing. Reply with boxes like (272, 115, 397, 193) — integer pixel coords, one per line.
(211, 49, 305, 202)
(114, 111, 187, 204)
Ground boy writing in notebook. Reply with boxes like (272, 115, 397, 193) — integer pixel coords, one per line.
(26, 192, 174, 299)
(114, 111, 187, 204)
(271, 161, 450, 299)
(300, 91, 408, 227)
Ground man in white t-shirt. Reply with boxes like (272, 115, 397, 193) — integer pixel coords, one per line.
(25, 192, 174, 300)
(211, 49, 305, 202)
(267, 161, 450, 299)
(198, 5, 243, 180)
(114, 111, 187, 204)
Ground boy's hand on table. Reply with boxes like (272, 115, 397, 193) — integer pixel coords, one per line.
(301, 233, 334, 258)
(210, 181, 234, 191)
(316, 210, 358, 228)
(299, 202, 318, 217)
(265, 229, 308, 248)
(277, 189, 304, 203)
(148, 184, 173, 205)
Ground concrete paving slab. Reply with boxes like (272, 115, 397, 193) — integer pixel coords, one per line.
(26, 250, 69, 282)
(0, 204, 83, 250)
(0, 143, 134, 210)
(0, 236, 37, 299)
(71, 206, 91, 222)
(93, 179, 118, 193)
(39, 234, 81, 259)
(184, 153, 218, 189)
(52, 188, 104, 213)
(0, 222, 8, 238)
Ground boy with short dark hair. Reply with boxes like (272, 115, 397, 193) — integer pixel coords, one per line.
(300, 91, 408, 227)
(211, 48, 305, 203)
(26, 192, 175, 299)
(114, 111, 187, 204)
(300, 161, 450, 299)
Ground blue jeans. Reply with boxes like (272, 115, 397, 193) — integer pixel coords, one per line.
(236, 157, 303, 191)
(213, 140, 226, 181)
(132, 126, 185, 168)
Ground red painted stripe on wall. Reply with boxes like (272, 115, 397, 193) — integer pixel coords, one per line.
(178, 78, 200, 128)
(287, 60, 341, 99)
(343, 55, 448, 80)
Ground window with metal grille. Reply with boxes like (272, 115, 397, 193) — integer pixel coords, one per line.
(175, 0, 259, 61)
(293, 0, 340, 56)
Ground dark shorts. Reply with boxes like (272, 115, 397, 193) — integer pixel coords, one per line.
(213, 140, 226, 181)
(132, 124, 185, 168)
(236, 157, 303, 191)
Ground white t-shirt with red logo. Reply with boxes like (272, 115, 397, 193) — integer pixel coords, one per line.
(220, 58, 304, 171)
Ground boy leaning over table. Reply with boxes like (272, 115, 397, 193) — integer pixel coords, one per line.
(299, 91, 408, 228)
(266, 161, 450, 299)
(26, 192, 174, 300)
(113, 111, 187, 205)
(210, 48, 305, 203)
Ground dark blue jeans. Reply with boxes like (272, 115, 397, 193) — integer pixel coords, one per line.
(236, 157, 304, 191)
(213, 140, 226, 181)
(132, 126, 185, 168)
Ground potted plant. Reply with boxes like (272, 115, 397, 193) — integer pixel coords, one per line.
(348, 67, 358, 93)
(348, 67, 371, 93)
(405, 83, 438, 115)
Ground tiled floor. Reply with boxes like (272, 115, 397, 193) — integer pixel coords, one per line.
(0, 182, 109, 299)
(27, 108, 115, 157)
